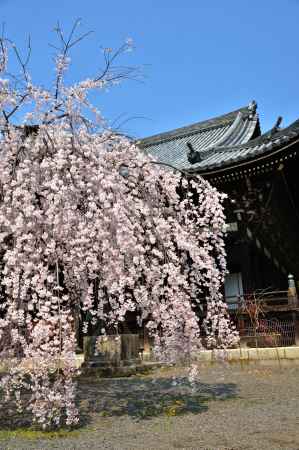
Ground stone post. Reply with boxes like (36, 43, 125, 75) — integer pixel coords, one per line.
(288, 274, 298, 307)
(142, 325, 153, 360)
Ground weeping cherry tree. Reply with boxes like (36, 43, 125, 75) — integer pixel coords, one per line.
(0, 22, 238, 428)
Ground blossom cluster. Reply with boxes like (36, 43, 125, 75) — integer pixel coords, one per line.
(0, 32, 238, 428)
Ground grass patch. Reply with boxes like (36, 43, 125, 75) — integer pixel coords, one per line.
(0, 427, 82, 441)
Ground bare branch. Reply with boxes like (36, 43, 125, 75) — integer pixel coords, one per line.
(66, 18, 81, 47)
(3, 93, 29, 123)
(23, 35, 32, 68)
(11, 41, 31, 83)
(68, 31, 94, 49)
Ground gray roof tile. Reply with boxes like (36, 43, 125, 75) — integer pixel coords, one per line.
(138, 102, 299, 174)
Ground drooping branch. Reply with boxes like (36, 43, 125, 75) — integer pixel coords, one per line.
(0, 22, 237, 430)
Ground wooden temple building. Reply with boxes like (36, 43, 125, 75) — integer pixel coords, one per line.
(139, 101, 299, 346)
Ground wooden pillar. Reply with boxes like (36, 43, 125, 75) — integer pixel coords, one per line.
(292, 312, 299, 346)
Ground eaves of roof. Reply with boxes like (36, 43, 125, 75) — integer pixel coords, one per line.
(187, 119, 299, 175)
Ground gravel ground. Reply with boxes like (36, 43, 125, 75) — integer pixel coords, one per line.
(1, 363, 299, 450)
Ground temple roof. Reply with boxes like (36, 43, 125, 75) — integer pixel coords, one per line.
(189, 117, 299, 175)
(138, 102, 299, 174)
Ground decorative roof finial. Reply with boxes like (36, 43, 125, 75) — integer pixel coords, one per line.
(186, 142, 202, 164)
(270, 116, 283, 137)
(248, 100, 257, 119)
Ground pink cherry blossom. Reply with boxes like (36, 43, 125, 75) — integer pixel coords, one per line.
(0, 26, 238, 429)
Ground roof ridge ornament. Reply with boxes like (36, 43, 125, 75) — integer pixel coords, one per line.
(269, 116, 283, 137)
(186, 141, 202, 164)
(248, 100, 257, 119)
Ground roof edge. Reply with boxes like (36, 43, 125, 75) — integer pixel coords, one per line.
(186, 118, 299, 175)
(139, 102, 258, 148)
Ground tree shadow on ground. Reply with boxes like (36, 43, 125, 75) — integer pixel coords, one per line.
(0, 375, 237, 430)
(77, 376, 238, 425)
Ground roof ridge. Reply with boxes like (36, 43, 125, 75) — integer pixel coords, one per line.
(139, 105, 252, 148)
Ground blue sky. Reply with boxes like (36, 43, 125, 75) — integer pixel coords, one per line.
(1, 0, 299, 138)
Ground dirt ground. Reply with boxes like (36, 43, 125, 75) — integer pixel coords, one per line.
(0, 363, 299, 450)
